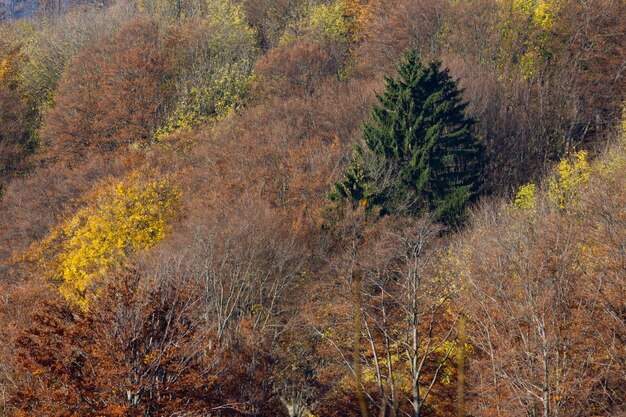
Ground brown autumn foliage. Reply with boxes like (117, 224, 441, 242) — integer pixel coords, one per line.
(241, 0, 308, 51)
(12, 271, 255, 416)
(146, 198, 307, 415)
(457, 147, 626, 416)
(0, 279, 48, 413)
(304, 213, 461, 417)
(0, 154, 138, 280)
(554, 0, 626, 139)
(356, 0, 625, 192)
(184, 73, 376, 229)
(41, 17, 172, 165)
(11, 194, 307, 415)
(0, 37, 31, 195)
(0, 76, 29, 193)
(254, 39, 341, 99)
(450, 0, 625, 191)
(0, 1, 625, 416)
(356, 0, 447, 76)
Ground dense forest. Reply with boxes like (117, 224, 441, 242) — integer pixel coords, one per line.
(0, 0, 624, 415)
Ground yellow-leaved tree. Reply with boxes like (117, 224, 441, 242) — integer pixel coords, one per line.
(498, 0, 561, 79)
(513, 183, 537, 211)
(342, 0, 371, 44)
(280, 0, 371, 47)
(548, 150, 591, 210)
(156, 0, 257, 138)
(26, 170, 180, 309)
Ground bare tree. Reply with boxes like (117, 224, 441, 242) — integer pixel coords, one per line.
(314, 215, 460, 416)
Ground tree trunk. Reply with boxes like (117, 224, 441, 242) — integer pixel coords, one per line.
(353, 267, 369, 417)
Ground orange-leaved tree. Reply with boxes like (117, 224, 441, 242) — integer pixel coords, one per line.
(41, 17, 173, 165)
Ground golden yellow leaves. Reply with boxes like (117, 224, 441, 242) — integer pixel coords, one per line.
(507, 0, 559, 29)
(309, 2, 350, 43)
(511, 151, 590, 216)
(281, 0, 371, 46)
(0, 58, 11, 82)
(342, 0, 372, 43)
(548, 150, 591, 210)
(0, 38, 22, 84)
(156, 2, 257, 139)
(155, 67, 253, 140)
(513, 183, 537, 211)
(533, 0, 559, 30)
(26, 171, 180, 310)
(499, 0, 562, 79)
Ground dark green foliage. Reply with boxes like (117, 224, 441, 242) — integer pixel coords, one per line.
(333, 50, 484, 224)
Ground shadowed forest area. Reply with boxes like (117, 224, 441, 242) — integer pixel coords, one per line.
(0, 0, 624, 416)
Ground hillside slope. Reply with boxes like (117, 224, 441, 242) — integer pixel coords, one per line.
(0, 0, 624, 415)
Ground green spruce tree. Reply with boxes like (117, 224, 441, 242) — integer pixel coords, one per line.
(333, 50, 484, 224)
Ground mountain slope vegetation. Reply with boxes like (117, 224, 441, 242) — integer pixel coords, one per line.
(0, 0, 624, 415)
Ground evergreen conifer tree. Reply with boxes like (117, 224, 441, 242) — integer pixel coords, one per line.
(333, 50, 484, 224)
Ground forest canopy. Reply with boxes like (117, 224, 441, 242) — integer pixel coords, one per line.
(0, 0, 624, 416)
